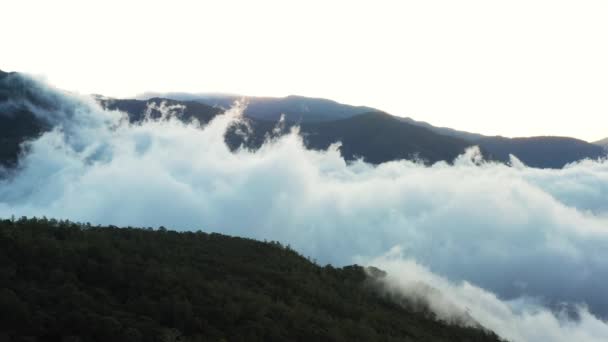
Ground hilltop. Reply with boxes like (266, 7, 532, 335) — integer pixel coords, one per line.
(0, 217, 504, 342)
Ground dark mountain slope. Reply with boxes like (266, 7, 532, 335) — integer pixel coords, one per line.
(593, 137, 608, 150)
(222, 112, 475, 164)
(476, 136, 605, 168)
(0, 217, 504, 342)
(397, 116, 605, 168)
(301, 112, 474, 164)
(0, 107, 48, 169)
(0, 71, 51, 168)
(398, 116, 486, 142)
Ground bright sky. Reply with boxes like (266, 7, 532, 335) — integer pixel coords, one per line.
(2, 0, 607, 141)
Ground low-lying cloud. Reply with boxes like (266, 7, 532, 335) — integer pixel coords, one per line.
(370, 249, 608, 342)
(1, 74, 608, 341)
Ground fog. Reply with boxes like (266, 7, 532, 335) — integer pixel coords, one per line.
(370, 249, 608, 342)
(1, 74, 608, 341)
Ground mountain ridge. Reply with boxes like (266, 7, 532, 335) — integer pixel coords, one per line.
(0, 216, 505, 342)
(1, 70, 605, 169)
(137, 92, 377, 123)
(593, 137, 608, 149)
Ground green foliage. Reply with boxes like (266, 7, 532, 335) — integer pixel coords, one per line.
(0, 217, 503, 341)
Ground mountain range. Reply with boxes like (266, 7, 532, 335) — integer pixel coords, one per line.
(1, 69, 606, 170)
(133, 93, 606, 168)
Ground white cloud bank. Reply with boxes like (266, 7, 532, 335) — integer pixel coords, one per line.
(2, 74, 608, 341)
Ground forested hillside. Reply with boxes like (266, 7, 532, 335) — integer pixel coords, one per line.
(0, 218, 503, 342)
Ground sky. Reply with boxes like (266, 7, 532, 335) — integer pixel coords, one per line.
(2, 0, 607, 141)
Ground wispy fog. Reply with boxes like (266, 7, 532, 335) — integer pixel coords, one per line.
(2, 74, 608, 341)
(370, 249, 608, 342)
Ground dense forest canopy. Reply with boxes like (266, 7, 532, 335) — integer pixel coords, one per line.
(0, 217, 503, 342)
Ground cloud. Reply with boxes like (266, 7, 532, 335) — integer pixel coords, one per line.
(369, 248, 608, 342)
(2, 74, 608, 340)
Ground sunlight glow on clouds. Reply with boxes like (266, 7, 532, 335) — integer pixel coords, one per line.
(2, 0, 608, 140)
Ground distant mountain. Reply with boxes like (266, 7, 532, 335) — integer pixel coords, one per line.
(593, 137, 608, 150)
(98, 98, 476, 165)
(475, 136, 606, 168)
(297, 112, 474, 164)
(98, 97, 221, 124)
(1, 70, 604, 170)
(220, 111, 476, 165)
(138, 93, 377, 122)
(398, 116, 605, 168)
(398, 116, 486, 142)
